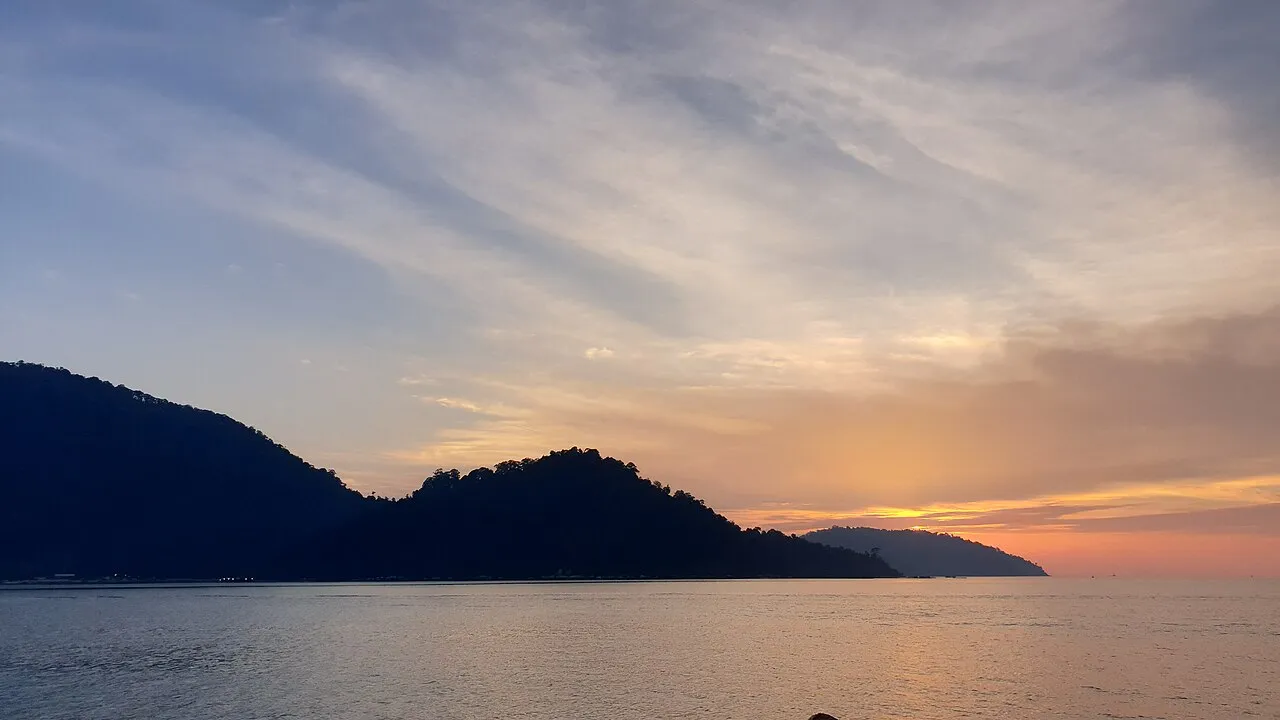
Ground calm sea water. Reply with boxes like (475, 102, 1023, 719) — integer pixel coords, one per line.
(1, 579, 1276, 720)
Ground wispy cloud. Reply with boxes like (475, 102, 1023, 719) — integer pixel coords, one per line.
(727, 476, 1280, 534)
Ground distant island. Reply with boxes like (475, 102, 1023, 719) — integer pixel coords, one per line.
(0, 362, 897, 581)
(805, 526, 1047, 577)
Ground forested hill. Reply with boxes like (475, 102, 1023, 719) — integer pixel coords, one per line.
(287, 448, 897, 580)
(0, 362, 366, 580)
(0, 362, 897, 581)
(805, 526, 1048, 577)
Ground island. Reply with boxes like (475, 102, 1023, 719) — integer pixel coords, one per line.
(805, 526, 1047, 577)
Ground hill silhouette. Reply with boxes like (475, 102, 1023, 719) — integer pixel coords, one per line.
(805, 526, 1047, 577)
(0, 362, 897, 581)
(286, 448, 895, 580)
(0, 362, 366, 580)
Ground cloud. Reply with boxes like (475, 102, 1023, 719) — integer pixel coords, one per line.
(584, 347, 615, 360)
(10, 0, 1274, 365)
(428, 396, 524, 417)
(432, 397, 483, 413)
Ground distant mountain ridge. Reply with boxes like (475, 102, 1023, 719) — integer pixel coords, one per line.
(804, 526, 1047, 577)
(0, 362, 897, 581)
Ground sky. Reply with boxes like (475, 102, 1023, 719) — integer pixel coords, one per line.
(3, 1, 1279, 578)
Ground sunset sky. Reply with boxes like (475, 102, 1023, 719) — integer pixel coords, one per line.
(3, 1, 1279, 578)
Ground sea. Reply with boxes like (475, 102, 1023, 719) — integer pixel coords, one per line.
(1, 578, 1276, 720)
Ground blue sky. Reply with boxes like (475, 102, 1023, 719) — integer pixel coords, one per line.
(3, 1, 1279, 573)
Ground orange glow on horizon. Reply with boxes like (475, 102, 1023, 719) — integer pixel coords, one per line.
(722, 486, 1280, 579)
(960, 531, 1280, 579)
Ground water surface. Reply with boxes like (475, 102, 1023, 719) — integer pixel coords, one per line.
(1, 579, 1276, 719)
